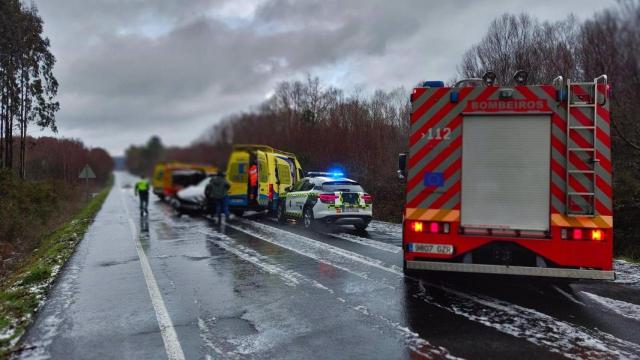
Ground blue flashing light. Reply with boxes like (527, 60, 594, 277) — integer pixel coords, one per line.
(327, 167, 345, 178)
(422, 81, 444, 88)
(450, 91, 460, 103)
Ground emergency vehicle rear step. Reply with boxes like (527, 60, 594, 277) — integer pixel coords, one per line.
(565, 76, 606, 217)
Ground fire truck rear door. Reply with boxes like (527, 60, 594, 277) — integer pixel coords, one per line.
(461, 115, 550, 231)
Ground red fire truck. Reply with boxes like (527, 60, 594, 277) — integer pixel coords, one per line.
(398, 71, 613, 279)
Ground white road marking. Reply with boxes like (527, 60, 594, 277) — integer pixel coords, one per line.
(200, 228, 457, 359)
(236, 220, 403, 275)
(234, 219, 640, 360)
(197, 317, 227, 359)
(552, 285, 585, 306)
(118, 180, 186, 360)
(328, 232, 402, 253)
(582, 291, 640, 321)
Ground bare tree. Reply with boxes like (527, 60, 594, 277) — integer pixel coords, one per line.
(459, 13, 582, 85)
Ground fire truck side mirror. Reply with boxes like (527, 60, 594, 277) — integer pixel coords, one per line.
(397, 153, 408, 180)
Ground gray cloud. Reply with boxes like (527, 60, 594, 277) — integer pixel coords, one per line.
(31, 0, 615, 155)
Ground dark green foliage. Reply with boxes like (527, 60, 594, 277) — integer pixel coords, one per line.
(0, 170, 86, 274)
(19, 266, 50, 286)
(0, 0, 59, 177)
(125, 135, 165, 176)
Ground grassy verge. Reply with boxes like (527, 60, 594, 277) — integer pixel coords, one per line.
(618, 256, 640, 264)
(0, 178, 113, 358)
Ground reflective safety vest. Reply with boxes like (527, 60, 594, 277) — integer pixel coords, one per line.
(136, 179, 150, 192)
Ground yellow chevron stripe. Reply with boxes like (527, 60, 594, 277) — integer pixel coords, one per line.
(405, 208, 460, 222)
(551, 214, 613, 228)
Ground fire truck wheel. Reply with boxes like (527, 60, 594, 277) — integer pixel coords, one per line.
(303, 207, 315, 230)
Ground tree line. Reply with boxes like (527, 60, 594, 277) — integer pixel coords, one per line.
(127, 77, 410, 221)
(0, 0, 59, 178)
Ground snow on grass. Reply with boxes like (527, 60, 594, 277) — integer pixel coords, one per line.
(614, 259, 640, 286)
(582, 292, 640, 321)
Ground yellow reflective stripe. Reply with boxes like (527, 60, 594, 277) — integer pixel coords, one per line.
(551, 214, 613, 228)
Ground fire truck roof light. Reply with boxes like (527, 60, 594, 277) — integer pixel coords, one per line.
(513, 70, 528, 85)
(422, 81, 444, 88)
(482, 71, 497, 86)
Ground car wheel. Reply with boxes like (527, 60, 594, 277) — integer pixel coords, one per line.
(277, 202, 287, 224)
(232, 209, 245, 217)
(173, 207, 183, 217)
(303, 207, 314, 230)
(354, 223, 368, 231)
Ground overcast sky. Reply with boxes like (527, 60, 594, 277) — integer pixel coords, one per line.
(31, 0, 614, 156)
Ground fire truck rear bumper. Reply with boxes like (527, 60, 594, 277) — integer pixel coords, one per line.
(406, 260, 615, 280)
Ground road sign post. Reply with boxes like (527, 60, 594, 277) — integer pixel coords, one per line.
(79, 164, 97, 200)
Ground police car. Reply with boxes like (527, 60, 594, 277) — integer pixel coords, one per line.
(277, 172, 373, 230)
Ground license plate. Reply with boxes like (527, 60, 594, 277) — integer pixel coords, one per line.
(341, 207, 359, 213)
(409, 243, 454, 255)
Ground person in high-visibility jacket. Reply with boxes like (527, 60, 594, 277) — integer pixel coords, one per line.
(248, 162, 258, 200)
(135, 175, 150, 216)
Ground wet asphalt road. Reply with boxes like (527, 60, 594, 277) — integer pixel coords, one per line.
(14, 172, 640, 359)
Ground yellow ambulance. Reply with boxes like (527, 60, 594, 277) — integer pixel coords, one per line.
(225, 144, 304, 216)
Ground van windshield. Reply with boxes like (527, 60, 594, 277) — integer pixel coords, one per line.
(172, 170, 206, 187)
(321, 181, 364, 193)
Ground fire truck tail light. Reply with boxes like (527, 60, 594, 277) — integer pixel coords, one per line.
(409, 221, 450, 234)
(591, 229, 603, 241)
(562, 228, 606, 241)
(572, 229, 583, 240)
